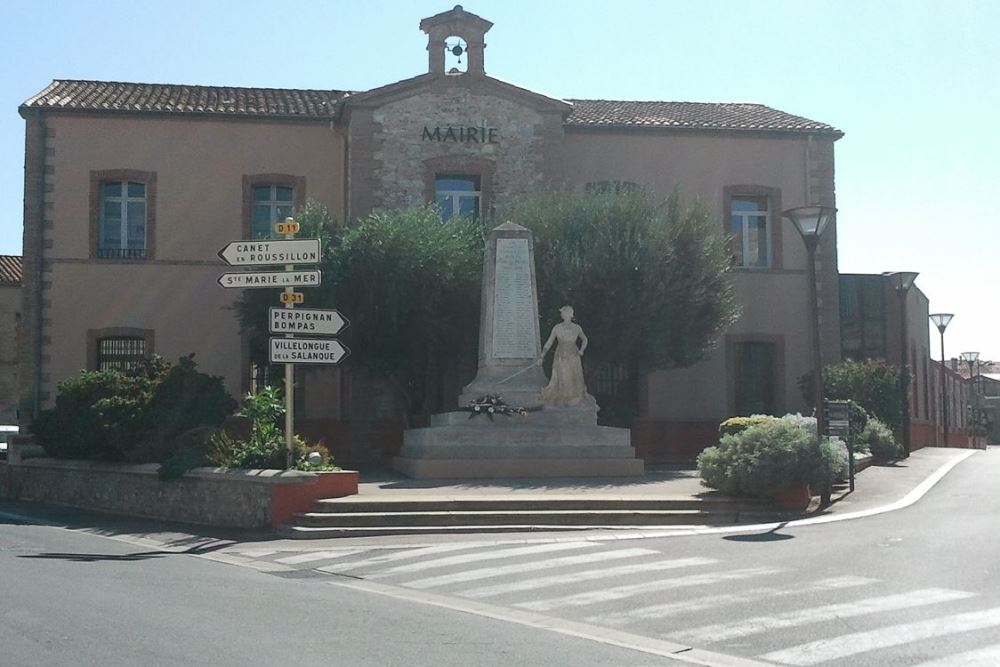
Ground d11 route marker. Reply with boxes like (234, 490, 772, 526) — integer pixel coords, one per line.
(269, 307, 349, 335)
(218, 270, 321, 289)
(269, 337, 349, 365)
(217, 239, 321, 267)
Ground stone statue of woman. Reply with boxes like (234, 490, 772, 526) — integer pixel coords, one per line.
(539, 305, 589, 406)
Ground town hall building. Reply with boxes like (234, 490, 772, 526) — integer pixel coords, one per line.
(18, 6, 843, 463)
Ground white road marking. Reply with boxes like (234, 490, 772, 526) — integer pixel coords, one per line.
(589, 575, 876, 627)
(371, 541, 595, 576)
(517, 567, 782, 612)
(761, 605, 1000, 666)
(401, 547, 660, 589)
(911, 643, 1000, 667)
(233, 549, 278, 558)
(458, 556, 719, 599)
(316, 543, 481, 572)
(683, 588, 974, 642)
(331, 577, 777, 667)
(274, 549, 369, 565)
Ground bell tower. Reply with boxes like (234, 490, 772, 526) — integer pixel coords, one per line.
(420, 5, 493, 77)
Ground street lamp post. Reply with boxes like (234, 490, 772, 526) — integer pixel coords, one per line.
(929, 313, 954, 446)
(960, 351, 980, 446)
(782, 205, 837, 438)
(885, 271, 919, 457)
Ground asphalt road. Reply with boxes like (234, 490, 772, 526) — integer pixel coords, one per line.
(3, 448, 999, 666)
(1, 514, 696, 666)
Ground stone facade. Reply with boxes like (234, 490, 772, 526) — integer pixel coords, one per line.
(347, 75, 568, 220)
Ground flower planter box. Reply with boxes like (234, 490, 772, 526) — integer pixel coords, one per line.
(772, 483, 812, 511)
(5, 457, 358, 530)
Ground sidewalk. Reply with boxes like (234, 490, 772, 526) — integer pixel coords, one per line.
(0, 446, 981, 556)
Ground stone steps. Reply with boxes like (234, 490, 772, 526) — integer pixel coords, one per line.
(278, 496, 772, 538)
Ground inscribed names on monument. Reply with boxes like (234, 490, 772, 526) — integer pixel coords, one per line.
(492, 238, 536, 358)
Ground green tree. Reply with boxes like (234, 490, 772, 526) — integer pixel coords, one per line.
(504, 187, 739, 423)
(235, 201, 483, 424)
(800, 359, 906, 434)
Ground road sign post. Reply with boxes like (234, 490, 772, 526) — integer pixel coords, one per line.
(217, 219, 349, 469)
(268, 307, 348, 335)
(217, 270, 321, 289)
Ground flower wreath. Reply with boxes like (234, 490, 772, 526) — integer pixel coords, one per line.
(464, 394, 528, 420)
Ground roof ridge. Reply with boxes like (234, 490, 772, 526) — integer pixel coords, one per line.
(46, 79, 355, 95)
(567, 98, 768, 106)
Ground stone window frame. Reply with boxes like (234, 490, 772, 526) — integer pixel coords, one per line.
(89, 169, 157, 260)
(423, 156, 495, 219)
(725, 333, 786, 417)
(242, 174, 306, 239)
(723, 185, 783, 271)
(86, 326, 155, 372)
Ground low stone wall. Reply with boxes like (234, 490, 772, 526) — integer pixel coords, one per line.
(4, 458, 357, 530)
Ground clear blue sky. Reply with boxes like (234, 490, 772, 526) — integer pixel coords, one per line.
(2, 0, 997, 359)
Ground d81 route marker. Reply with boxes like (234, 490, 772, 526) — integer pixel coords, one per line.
(217, 239, 320, 267)
(218, 270, 321, 289)
(280, 291, 305, 304)
(269, 307, 349, 335)
(269, 337, 350, 365)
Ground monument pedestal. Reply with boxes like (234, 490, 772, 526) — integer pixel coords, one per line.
(394, 410, 643, 478)
(393, 221, 644, 479)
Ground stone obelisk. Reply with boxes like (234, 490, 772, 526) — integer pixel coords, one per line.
(458, 221, 547, 408)
(393, 221, 643, 479)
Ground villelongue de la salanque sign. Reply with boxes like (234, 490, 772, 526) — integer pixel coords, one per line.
(422, 125, 498, 144)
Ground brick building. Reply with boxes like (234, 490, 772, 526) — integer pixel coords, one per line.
(18, 6, 843, 464)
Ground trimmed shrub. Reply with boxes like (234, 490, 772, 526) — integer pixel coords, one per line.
(719, 415, 777, 437)
(859, 417, 902, 460)
(33, 370, 152, 461)
(33, 355, 235, 464)
(698, 420, 846, 498)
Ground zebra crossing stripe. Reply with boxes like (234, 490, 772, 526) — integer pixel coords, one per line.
(458, 557, 719, 600)
(589, 576, 875, 627)
(761, 606, 1000, 666)
(517, 567, 781, 612)
(316, 544, 483, 573)
(371, 542, 595, 576)
(234, 549, 279, 559)
(401, 547, 660, 589)
(683, 588, 974, 642)
(274, 549, 370, 565)
(910, 643, 1000, 667)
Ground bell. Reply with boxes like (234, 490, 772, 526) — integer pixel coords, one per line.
(451, 45, 464, 57)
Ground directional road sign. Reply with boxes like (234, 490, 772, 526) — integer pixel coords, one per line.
(269, 337, 350, 365)
(269, 307, 349, 335)
(218, 270, 321, 289)
(217, 239, 321, 267)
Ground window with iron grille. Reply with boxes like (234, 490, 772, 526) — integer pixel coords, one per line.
(96, 336, 146, 372)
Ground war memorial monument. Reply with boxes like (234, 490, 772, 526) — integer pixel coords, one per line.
(393, 222, 644, 478)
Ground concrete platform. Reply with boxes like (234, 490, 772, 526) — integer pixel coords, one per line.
(395, 414, 642, 478)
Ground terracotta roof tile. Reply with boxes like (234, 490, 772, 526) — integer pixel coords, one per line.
(565, 99, 841, 135)
(21, 80, 350, 119)
(20, 81, 841, 136)
(0, 255, 22, 286)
